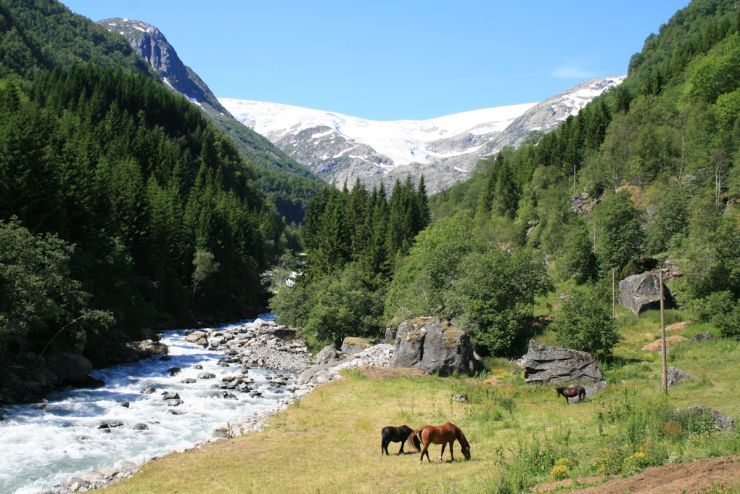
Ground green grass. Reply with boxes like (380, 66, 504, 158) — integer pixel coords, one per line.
(103, 306, 739, 493)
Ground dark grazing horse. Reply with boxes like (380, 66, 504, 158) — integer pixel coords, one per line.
(412, 422, 471, 463)
(555, 384, 586, 404)
(381, 425, 420, 455)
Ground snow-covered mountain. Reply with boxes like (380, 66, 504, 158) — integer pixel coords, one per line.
(221, 76, 624, 193)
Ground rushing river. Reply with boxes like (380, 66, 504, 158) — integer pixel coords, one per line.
(0, 314, 297, 494)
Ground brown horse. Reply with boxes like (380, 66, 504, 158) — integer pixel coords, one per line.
(412, 422, 471, 463)
(555, 385, 586, 404)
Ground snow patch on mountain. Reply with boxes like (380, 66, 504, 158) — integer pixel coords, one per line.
(219, 76, 624, 193)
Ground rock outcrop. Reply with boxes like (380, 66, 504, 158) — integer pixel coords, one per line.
(674, 405, 735, 431)
(47, 352, 93, 385)
(521, 341, 604, 384)
(390, 318, 481, 376)
(619, 272, 673, 315)
(666, 367, 692, 387)
(340, 337, 370, 355)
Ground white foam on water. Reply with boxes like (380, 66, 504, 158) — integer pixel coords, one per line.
(0, 314, 295, 494)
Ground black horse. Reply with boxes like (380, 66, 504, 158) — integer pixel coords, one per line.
(381, 425, 420, 455)
(555, 385, 586, 404)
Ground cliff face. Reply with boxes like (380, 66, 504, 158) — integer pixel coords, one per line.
(98, 18, 227, 114)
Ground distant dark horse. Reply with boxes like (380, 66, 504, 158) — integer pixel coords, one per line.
(412, 422, 471, 463)
(381, 425, 420, 455)
(555, 385, 586, 404)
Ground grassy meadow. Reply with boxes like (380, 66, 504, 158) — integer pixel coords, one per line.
(103, 308, 739, 493)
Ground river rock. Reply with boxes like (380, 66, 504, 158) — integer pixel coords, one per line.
(259, 324, 297, 340)
(98, 420, 124, 429)
(161, 391, 180, 401)
(185, 331, 206, 343)
(129, 339, 169, 358)
(390, 317, 481, 376)
(140, 385, 156, 394)
(208, 335, 225, 348)
(197, 372, 216, 379)
(619, 272, 673, 316)
(167, 367, 181, 376)
(340, 337, 370, 355)
(132, 423, 148, 430)
(47, 352, 93, 385)
(666, 367, 692, 387)
(165, 398, 183, 407)
(521, 340, 604, 384)
(181, 378, 196, 384)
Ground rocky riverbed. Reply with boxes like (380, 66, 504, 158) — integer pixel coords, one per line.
(0, 315, 394, 494)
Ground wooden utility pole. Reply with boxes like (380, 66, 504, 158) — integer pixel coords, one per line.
(612, 269, 616, 319)
(659, 269, 668, 394)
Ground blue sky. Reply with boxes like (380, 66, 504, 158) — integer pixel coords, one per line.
(64, 1, 689, 120)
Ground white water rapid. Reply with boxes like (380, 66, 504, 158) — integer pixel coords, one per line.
(0, 315, 296, 494)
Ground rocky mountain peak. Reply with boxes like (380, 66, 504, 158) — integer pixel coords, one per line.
(98, 17, 227, 114)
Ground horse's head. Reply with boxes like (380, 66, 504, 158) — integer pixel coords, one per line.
(554, 387, 565, 396)
(461, 444, 471, 460)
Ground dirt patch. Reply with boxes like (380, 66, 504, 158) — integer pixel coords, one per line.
(665, 321, 692, 333)
(539, 456, 740, 494)
(358, 367, 426, 381)
(642, 335, 688, 352)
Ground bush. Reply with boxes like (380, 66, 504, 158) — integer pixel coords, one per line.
(554, 286, 620, 360)
(700, 291, 739, 338)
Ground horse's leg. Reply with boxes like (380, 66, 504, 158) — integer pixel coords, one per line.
(382, 439, 388, 455)
(421, 443, 430, 463)
(398, 440, 404, 455)
(440, 442, 446, 460)
(449, 441, 454, 462)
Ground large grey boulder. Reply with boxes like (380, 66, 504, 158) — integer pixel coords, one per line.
(619, 272, 673, 316)
(47, 352, 93, 384)
(521, 341, 604, 384)
(390, 318, 481, 376)
(314, 344, 342, 365)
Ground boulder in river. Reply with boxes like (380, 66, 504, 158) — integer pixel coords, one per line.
(390, 317, 482, 376)
(521, 340, 604, 384)
(140, 385, 156, 394)
(98, 420, 123, 429)
(47, 352, 93, 385)
(619, 272, 674, 316)
(129, 339, 169, 358)
(184, 331, 206, 343)
(197, 372, 216, 380)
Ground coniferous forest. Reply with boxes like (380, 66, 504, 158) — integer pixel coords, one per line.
(0, 1, 299, 365)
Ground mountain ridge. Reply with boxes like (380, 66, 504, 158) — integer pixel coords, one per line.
(220, 76, 624, 193)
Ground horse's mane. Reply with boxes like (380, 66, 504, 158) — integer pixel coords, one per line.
(453, 424, 470, 449)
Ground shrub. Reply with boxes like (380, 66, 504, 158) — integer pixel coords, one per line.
(554, 287, 620, 360)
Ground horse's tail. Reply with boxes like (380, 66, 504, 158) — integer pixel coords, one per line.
(407, 428, 422, 452)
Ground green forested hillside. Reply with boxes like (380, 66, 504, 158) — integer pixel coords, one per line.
(276, 0, 739, 354)
(0, 1, 295, 364)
